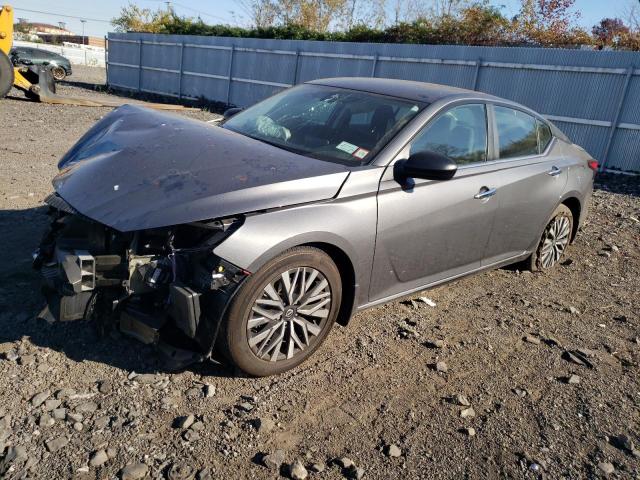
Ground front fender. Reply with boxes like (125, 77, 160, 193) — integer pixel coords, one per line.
(213, 196, 378, 309)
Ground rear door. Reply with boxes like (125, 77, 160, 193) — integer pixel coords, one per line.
(481, 105, 569, 265)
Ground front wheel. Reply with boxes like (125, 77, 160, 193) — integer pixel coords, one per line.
(528, 204, 573, 271)
(0, 50, 14, 98)
(217, 247, 342, 376)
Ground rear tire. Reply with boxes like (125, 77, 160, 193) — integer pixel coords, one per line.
(217, 247, 342, 376)
(0, 51, 14, 98)
(51, 66, 66, 81)
(528, 204, 573, 271)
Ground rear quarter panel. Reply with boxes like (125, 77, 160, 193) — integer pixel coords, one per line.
(560, 141, 595, 230)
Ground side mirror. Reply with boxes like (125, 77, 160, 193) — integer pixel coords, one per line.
(223, 107, 243, 120)
(396, 151, 457, 181)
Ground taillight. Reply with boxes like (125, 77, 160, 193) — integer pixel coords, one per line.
(588, 160, 599, 171)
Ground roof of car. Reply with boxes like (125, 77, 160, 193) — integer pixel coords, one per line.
(308, 77, 499, 104)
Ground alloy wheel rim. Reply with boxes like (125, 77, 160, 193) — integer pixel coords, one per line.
(247, 267, 331, 362)
(540, 214, 571, 268)
(52, 67, 65, 80)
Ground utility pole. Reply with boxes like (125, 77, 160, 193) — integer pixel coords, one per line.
(80, 19, 86, 45)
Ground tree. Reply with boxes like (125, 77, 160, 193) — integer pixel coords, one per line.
(431, 0, 470, 17)
(238, 0, 354, 30)
(592, 18, 629, 47)
(516, 0, 587, 46)
(111, 3, 173, 33)
(537, 0, 580, 35)
(627, 0, 640, 31)
(391, 0, 429, 23)
(238, 0, 279, 28)
(456, 4, 512, 45)
(13, 22, 32, 34)
(339, 0, 388, 30)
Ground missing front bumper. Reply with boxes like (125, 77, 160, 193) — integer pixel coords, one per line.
(33, 205, 248, 363)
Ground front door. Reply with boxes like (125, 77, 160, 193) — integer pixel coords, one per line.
(369, 103, 501, 303)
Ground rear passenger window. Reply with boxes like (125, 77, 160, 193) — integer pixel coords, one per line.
(410, 104, 488, 165)
(537, 120, 553, 153)
(495, 106, 539, 159)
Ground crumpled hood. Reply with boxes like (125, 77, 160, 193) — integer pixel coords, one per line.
(53, 104, 350, 232)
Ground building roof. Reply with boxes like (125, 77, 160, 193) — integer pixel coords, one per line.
(308, 77, 499, 104)
(20, 22, 73, 34)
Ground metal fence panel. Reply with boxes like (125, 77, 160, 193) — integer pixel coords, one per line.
(552, 121, 610, 165)
(620, 76, 640, 126)
(608, 129, 640, 171)
(107, 32, 640, 172)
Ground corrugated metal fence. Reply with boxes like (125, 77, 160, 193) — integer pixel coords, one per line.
(106, 32, 640, 172)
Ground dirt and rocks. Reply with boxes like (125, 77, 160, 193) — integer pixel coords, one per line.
(0, 66, 639, 479)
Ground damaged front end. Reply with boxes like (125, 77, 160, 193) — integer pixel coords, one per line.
(33, 193, 249, 367)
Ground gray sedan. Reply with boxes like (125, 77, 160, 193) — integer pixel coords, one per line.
(34, 77, 596, 376)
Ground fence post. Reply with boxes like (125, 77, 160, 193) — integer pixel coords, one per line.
(104, 36, 108, 83)
(472, 58, 482, 90)
(226, 45, 235, 105)
(292, 50, 300, 85)
(177, 42, 184, 100)
(601, 65, 634, 171)
(137, 39, 143, 92)
(371, 53, 379, 78)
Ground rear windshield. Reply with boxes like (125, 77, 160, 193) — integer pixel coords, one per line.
(223, 84, 425, 164)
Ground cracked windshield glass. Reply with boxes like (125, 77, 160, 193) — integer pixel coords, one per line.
(223, 84, 424, 164)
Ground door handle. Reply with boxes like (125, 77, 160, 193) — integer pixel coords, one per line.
(547, 166, 562, 176)
(474, 187, 497, 200)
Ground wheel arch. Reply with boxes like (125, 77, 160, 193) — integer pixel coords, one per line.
(302, 241, 357, 327)
(214, 230, 363, 327)
(560, 195, 582, 242)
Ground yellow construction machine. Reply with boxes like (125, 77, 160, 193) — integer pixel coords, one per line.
(1, 4, 186, 109)
(0, 4, 71, 102)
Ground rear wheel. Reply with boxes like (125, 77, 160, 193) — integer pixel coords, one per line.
(218, 247, 342, 376)
(0, 50, 14, 98)
(50, 66, 66, 81)
(528, 204, 573, 271)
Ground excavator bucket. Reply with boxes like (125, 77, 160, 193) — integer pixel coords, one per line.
(28, 65, 57, 101)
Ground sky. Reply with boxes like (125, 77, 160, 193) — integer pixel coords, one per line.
(10, 0, 636, 38)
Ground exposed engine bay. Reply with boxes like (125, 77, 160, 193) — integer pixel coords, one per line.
(32, 193, 249, 366)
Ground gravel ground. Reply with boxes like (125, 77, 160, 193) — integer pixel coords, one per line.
(0, 66, 639, 480)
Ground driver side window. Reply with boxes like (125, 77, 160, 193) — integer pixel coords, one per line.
(410, 104, 488, 165)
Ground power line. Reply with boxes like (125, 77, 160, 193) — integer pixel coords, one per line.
(15, 3, 231, 27)
(171, 2, 228, 21)
(148, 0, 229, 22)
(12, 7, 112, 24)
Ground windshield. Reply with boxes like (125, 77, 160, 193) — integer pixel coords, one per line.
(223, 84, 424, 164)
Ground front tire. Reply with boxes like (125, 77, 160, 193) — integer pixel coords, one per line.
(528, 204, 573, 271)
(218, 247, 342, 376)
(0, 50, 14, 98)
